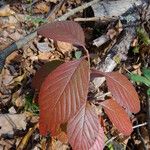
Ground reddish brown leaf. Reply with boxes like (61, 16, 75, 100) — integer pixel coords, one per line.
(32, 60, 63, 91)
(101, 99, 133, 136)
(89, 129, 104, 150)
(67, 104, 104, 150)
(38, 21, 85, 46)
(38, 58, 90, 135)
(90, 69, 105, 78)
(104, 72, 140, 113)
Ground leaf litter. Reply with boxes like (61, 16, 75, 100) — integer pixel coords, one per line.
(0, 0, 150, 149)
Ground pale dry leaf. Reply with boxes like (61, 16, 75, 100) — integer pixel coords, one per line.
(15, 96, 25, 107)
(8, 16, 18, 24)
(9, 31, 23, 41)
(0, 114, 26, 136)
(15, 14, 26, 23)
(57, 41, 73, 54)
(38, 51, 52, 61)
(8, 107, 17, 114)
(10, 73, 26, 85)
(2, 69, 14, 86)
(37, 42, 54, 52)
(34, 2, 49, 13)
(46, 0, 58, 3)
(51, 139, 69, 150)
(0, 5, 15, 17)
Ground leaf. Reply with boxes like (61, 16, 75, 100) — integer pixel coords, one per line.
(130, 73, 150, 87)
(67, 104, 104, 150)
(37, 21, 85, 46)
(75, 51, 82, 59)
(104, 72, 140, 113)
(142, 68, 150, 81)
(32, 60, 63, 91)
(89, 129, 104, 150)
(147, 88, 150, 96)
(90, 69, 105, 78)
(0, 5, 15, 17)
(101, 99, 133, 136)
(38, 58, 90, 135)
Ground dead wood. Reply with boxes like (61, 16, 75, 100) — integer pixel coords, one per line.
(91, 0, 149, 88)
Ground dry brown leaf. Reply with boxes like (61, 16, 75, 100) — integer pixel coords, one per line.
(0, 114, 26, 136)
(0, 5, 15, 17)
(6, 51, 21, 63)
(132, 63, 142, 75)
(46, 0, 58, 3)
(107, 20, 123, 39)
(2, 69, 14, 86)
(56, 41, 73, 54)
(15, 96, 25, 107)
(38, 51, 52, 61)
(51, 139, 69, 150)
(34, 2, 49, 14)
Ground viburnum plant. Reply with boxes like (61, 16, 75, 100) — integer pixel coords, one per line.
(32, 21, 140, 150)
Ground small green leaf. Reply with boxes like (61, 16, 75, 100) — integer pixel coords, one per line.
(108, 143, 114, 150)
(25, 94, 39, 114)
(129, 74, 150, 87)
(132, 46, 140, 54)
(142, 68, 150, 81)
(75, 51, 82, 59)
(147, 88, 150, 96)
(137, 27, 150, 45)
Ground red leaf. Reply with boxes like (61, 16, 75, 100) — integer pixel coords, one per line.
(90, 69, 105, 78)
(38, 21, 85, 46)
(90, 129, 104, 150)
(101, 99, 133, 136)
(32, 60, 63, 91)
(104, 72, 140, 113)
(38, 58, 90, 135)
(67, 104, 104, 150)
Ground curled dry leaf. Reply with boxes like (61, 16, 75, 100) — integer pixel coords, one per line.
(38, 21, 85, 47)
(38, 58, 90, 135)
(56, 41, 73, 54)
(101, 99, 133, 136)
(0, 5, 15, 17)
(34, 2, 49, 14)
(67, 104, 104, 150)
(104, 72, 140, 113)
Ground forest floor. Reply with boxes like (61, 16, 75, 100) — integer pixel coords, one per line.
(0, 0, 150, 150)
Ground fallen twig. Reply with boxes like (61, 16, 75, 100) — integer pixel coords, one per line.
(74, 16, 117, 22)
(133, 122, 147, 129)
(56, 0, 100, 21)
(135, 120, 148, 150)
(16, 123, 38, 150)
(46, 0, 66, 21)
